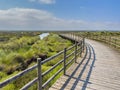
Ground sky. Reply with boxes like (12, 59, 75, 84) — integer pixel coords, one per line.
(0, 0, 120, 31)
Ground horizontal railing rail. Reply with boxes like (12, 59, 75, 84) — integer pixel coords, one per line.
(0, 33, 85, 90)
(0, 64, 38, 88)
(41, 50, 64, 64)
(42, 59, 64, 76)
(87, 35, 120, 50)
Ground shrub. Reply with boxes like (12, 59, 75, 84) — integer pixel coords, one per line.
(12, 54, 24, 64)
(0, 72, 7, 80)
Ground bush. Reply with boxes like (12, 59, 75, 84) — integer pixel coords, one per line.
(0, 33, 73, 89)
(13, 54, 24, 64)
(0, 72, 7, 80)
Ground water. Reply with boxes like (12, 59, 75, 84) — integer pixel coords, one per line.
(39, 33, 49, 40)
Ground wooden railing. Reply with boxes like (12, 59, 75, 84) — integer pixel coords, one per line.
(0, 34, 85, 90)
(87, 35, 120, 50)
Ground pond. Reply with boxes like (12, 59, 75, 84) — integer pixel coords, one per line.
(39, 33, 49, 40)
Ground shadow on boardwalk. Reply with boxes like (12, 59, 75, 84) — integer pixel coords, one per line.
(59, 44, 96, 90)
(50, 39, 120, 90)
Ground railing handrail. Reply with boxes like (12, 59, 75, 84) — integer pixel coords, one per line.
(0, 64, 38, 88)
(87, 35, 120, 49)
(0, 33, 85, 90)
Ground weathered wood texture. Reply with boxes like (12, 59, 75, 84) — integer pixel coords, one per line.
(49, 39, 120, 90)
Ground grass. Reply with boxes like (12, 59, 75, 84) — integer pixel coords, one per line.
(73, 31, 120, 50)
(0, 32, 73, 90)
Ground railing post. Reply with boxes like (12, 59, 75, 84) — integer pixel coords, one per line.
(64, 48, 66, 75)
(37, 58, 42, 90)
(115, 39, 117, 48)
(80, 41, 82, 57)
(77, 35, 79, 42)
(73, 33, 74, 41)
(72, 33, 73, 39)
(75, 42, 77, 63)
(82, 37, 85, 53)
(109, 36, 111, 45)
(105, 36, 107, 43)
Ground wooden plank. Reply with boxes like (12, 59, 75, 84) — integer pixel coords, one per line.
(49, 39, 120, 90)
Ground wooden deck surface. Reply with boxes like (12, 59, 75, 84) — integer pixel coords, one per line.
(49, 39, 120, 90)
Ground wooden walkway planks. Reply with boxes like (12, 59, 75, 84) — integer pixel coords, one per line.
(49, 39, 120, 90)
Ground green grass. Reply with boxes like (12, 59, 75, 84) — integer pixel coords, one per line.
(73, 31, 120, 50)
(0, 32, 73, 90)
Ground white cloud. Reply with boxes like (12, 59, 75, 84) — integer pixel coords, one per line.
(0, 8, 119, 31)
(39, 0, 55, 4)
(28, 0, 55, 4)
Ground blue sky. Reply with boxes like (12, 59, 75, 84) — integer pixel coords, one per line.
(0, 0, 120, 31)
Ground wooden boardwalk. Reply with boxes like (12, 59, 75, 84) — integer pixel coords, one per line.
(49, 39, 120, 90)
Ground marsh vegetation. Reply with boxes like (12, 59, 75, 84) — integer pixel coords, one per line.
(74, 31, 120, 50)
(0, 31, 72, 90)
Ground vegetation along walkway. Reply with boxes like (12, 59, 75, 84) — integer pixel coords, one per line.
(49, 39, 120, 90)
